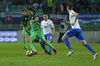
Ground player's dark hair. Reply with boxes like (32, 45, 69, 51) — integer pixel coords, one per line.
(28, 7, 35, 13)
(43, 12, 48, 15)
(22, 10, 25, 12)
(67, 3, 73, 10)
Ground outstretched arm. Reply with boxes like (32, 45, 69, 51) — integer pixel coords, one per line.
(63, 18, 70, 24)
(31, 17, 39, 23)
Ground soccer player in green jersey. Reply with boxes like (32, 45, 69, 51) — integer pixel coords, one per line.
(20, 10, 31, 49)
(26, 7, 57, 55)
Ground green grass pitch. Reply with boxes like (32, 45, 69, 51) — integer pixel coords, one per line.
(0, 43, 99, 66)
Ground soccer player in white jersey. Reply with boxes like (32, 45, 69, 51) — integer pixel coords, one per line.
(62, 3, 98, 60)
(39, 13, 55, 55)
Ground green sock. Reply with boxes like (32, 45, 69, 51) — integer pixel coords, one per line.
(28, 42, 36, 51)
(23, 38, 27, 48)
(32, 41, 35, 47)
(47, 42, 55, 49)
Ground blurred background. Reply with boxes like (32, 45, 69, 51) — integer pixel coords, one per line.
(0, 0, 100, 43)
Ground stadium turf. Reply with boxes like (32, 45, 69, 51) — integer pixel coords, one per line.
(0, 43, 99, 66)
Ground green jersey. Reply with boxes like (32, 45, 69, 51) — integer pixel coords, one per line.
(21, 15, 31, 27)
(29, 14, 42, 33)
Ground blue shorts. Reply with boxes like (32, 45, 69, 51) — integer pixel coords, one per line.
(65, 29, 85, 41)
(44, 33, 52, 41)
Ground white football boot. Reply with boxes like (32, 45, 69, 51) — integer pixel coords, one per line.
(93, 53, 98, 60)
(67, 50, 74, 56)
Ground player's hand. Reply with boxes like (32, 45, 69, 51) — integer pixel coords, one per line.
(20, 24, 22, 27)
(63, 18, 67, 22)
(71, 22, 75, 26)
(31, 20, 34, 23)
(50, 33, 53, 35)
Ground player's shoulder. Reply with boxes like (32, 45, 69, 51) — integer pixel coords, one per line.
(41, 20, 45, 23)
(69, 10, 75, 14)
(48, 19, 53, 23)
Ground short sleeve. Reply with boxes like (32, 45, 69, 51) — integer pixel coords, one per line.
(70, 11, 75, 16)
(50, 21, 54, 28)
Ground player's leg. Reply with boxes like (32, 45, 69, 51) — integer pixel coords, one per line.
(62, 29, 75, 56)
(62, 34, 72, 50)
(62, 34, 74, 56)
(23, 26, 27, 49)
(76, 32, 98, 60)
(39, 40, 46, 51)
(37, 32, 57, 54)
(39, 34, 47, 52)
(43, 41, 57, 54)
(28, 33, 37, 55)
(47, 34, 52, 54)
(27, 29, 35, 47)
(62, 30, 73, 51)
(39, 39, 49, 55)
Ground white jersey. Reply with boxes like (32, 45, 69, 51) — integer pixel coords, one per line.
(69, 10, 81, 29)
(41, 19, 54, 34)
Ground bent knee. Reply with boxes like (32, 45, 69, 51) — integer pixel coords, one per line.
(28, 39, 30, 42)
(23, 36, 26, 38)
(61, 37, 64, 40)
(43, 41, 48, 45)
(62, 35, 69, 40)
(39, 40, 42, 42)
(80, 40, 87, 46)
(47, 40, 51, 43)
(28, 37, 33, 42)
(23, 34, 26, 38)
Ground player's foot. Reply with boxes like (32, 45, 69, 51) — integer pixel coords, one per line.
(53, 49, 57, 54)
(44, 50, 48, 55)
(67, 50, 74, 56)
(47, 52, 52, 55)
(93, 52, 98, 60)
(23, 47, 27, 49)
(31, 51, 37, 55)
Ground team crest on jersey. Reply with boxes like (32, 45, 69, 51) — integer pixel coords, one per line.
(25, 18, 27, 20)
(5, 16, 13, 24)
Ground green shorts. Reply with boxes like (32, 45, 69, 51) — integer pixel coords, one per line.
(23, 26, 27, 34)
(28, 29, 32, 36)
(30, 31, 46, 42)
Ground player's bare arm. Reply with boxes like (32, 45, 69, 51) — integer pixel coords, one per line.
(63, 18, 70, 24)
(72, 12, 79, 26)
(26, 22, 30, 32)
(31, 17, 39, 23)
(50, 27, 55, 35)
(20, 21, 23, 26)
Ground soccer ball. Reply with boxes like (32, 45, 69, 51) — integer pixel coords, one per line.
(26, 50, 32, 56)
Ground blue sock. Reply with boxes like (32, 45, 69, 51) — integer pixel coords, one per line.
(63, 39, 72, 51)
(48, 44, 52, 53)
(85, 44, 95, 54)
(40, 42, 46, 51)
